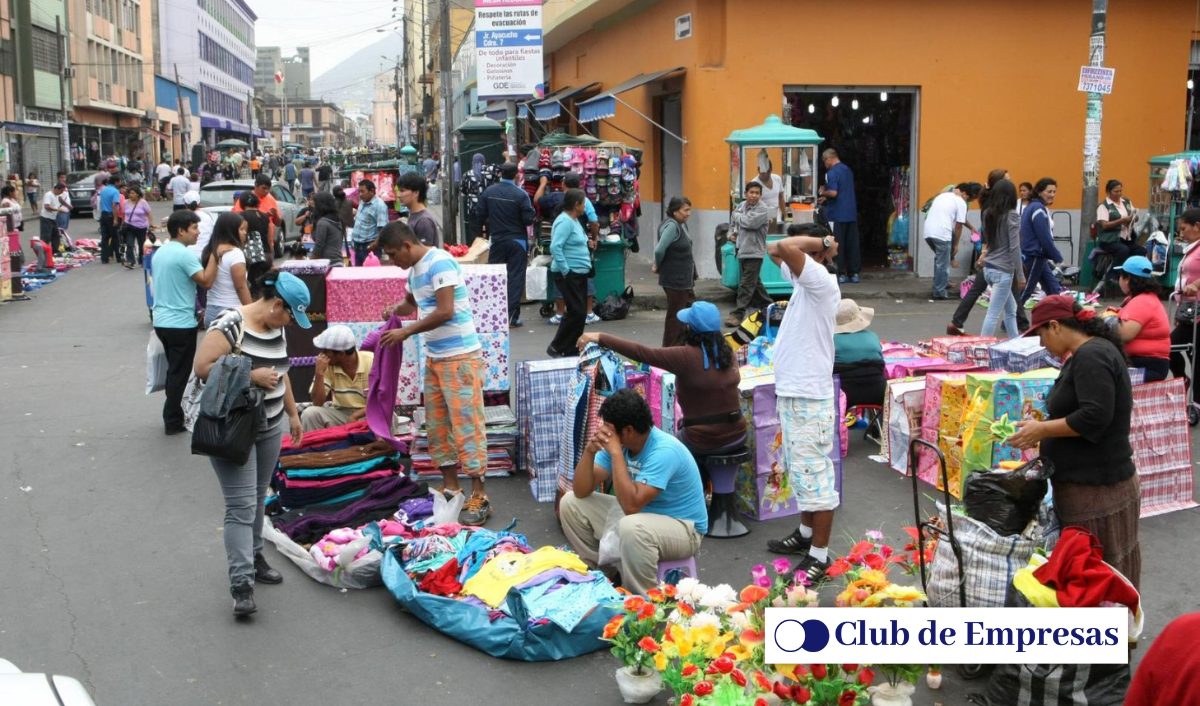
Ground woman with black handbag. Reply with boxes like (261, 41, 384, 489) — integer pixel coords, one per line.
(1169, 208, 1200, 404)
(193, 270, 310, 616)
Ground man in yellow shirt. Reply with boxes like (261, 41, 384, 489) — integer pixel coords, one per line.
(301, 325, 374, 431)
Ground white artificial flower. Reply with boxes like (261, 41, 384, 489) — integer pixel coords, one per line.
(730, 611, 751, 632)
(675, 577, 702, 603)
(667, 610, 684, 626)
(699, 583, 738, 609)
(689, 612, 722, 631)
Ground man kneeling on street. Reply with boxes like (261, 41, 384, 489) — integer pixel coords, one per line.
(301, 324, 374, 431)
(560, 389, 707, 595)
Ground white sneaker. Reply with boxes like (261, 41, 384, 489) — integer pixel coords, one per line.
(586, 313, 601, 325)
(547, 314, 562, 325)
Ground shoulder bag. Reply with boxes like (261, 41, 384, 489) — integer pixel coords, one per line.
(191, 319, 265, 466)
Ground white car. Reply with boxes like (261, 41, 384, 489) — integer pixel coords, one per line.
(0, 659, 97, 705)
(197, 180, 304, 258)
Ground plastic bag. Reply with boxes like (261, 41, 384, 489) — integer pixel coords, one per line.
(261, 520, 384, 589)
(526, 265, 549, 301)
(146, 332, 167, 395)
(430, 491, 465, 525)
(597, 502, 626, 568)
(593, 286, 633, 321)
(963, 457, 1054, 536)
(363, 251, 381, 267)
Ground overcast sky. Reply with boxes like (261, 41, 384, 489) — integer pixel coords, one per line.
(248, 0, 403, 79)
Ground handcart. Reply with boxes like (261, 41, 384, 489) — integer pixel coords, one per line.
(535, 220, 557, 319)
(1169, 292, 1200, 426)
(907, 437, 985, 681)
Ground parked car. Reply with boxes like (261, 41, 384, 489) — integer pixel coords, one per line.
(66, 171, 102, 215)
(198, 179, 302, 258)
(0, 659, 97, 705)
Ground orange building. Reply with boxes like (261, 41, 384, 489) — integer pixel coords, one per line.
(540, 0, 1196, 279)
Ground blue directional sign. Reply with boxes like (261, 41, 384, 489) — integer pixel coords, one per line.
(477, 29, 542, 48)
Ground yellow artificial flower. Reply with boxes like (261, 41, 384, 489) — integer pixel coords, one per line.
(726, 643, 753, 662)
(859, 569, 890, 588)
(654, 650, 668, 672)
(881, 583, 927, 604)
(692, 624, 719, 647)
(705, 633, 734, 659)
(777, 664, 801, 681)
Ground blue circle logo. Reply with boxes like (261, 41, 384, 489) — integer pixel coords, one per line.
(774, 619, 830, 653)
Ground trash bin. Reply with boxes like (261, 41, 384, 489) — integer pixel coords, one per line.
(593, 238, 627, 302)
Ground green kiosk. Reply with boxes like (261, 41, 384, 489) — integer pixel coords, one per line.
(455, 116, 506, 244)
(722, 115, 823, 297)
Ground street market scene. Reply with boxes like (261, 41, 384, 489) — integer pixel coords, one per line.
(4, 1, 1200, 705)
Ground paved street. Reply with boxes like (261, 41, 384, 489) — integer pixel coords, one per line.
(3, 205, 1199, 706)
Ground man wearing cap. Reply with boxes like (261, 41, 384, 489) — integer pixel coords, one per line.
(301, 325, 375, 431)
(153, 210, 220, 435)
(765, 222, 843, 583)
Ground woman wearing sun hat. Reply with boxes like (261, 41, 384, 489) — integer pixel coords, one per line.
(1008, 294, 1140, 590)
(1112, 255, 1170, 382)
(578, 301, 746, 455)
(193, 268, 311, 616)
(832, 299, 886, 410)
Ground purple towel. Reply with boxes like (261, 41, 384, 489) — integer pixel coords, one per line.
(361, 314, 412, 452)
(275, 473, 428, 544)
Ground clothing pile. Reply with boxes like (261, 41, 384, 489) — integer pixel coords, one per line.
(273, 438, 404, 509)
(408, 404, 517, 479)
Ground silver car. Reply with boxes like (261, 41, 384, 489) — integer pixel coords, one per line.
(198, 180, 304, 258)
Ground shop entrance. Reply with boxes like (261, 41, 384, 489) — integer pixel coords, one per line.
(785, 88, 917, 271)
(659, 93, 683, 215)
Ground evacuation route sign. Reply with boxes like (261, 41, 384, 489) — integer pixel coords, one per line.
(475, 0, 544, 100)
(1078, 66, 1115, 94)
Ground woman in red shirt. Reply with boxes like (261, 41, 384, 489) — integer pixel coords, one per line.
(1114, 255, 1170, 381)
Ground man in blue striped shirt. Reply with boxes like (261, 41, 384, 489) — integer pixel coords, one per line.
(352, 179, 391, 266)
(379, 221, 492, 526)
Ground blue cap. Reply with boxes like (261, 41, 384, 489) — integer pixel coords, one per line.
(677, 301, 721, 333)
(272, 271, 312, 328)
(1115, 255, 1154, 279)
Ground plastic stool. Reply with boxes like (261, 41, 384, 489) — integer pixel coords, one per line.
(703, 448, 751, 538)
(657, 556, 698, 585)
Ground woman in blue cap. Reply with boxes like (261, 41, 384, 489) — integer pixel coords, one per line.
(1112, 254, 1170, 381)
(193, 269, 311, 616)
(578, 301, 746, 456)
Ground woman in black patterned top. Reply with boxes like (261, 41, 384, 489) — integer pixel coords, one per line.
(193, 269, 311, 616)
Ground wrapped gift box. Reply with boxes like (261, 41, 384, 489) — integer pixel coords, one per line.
(918, 372, 970, 485)
(461, 264, 510, 333)
(516, 358, 578, 502)
(990, 369, 1059, 465)
(417, 331, 510, 392)
(959, 372, 1008, 478)
(326, 267, 410, 322)
(279, 258, 332, 315)
(988, 337, 1058, 372)
(919, 336, 1000, 363)
(884, 378, 926, 474)
(885, 357, 948, 379)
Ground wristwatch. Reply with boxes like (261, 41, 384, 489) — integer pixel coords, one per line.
(822, 235, 833, 250)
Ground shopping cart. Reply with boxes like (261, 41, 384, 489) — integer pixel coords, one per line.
(1169, 292, 1200, 426)
(907, 437, 986, 680)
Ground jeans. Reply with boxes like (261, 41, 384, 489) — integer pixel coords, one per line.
(549, 272, 588, 355)
(832, 221, 861, 276)
(953, 269, 1030, 332)
(1170, 324, 1200, 403)
(154, 326, 198, 431)
(488, 238, 528, 324)
(981, 267, 1019, 339)
(925, 238, 952, 297)
(352, 241, 379, 266)
(732, 257, 772, 318)
(56, 211, 70, 232)
(1097, 240, 1148, 279)
(121, 225, 146, 265)
(211, 420, 284, 586)
(99, 212, 117, 262)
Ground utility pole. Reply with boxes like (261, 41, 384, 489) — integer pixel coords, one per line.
(247, 88, 256, 156)
(393, 58, 402, 150)
(1079, 0, 1108, 265)
(420, 0, 428, 155)
(57, 16, 70, 170)
(402, 21, 410, 146)
(174, 64, 188, 161)
(438, 0, 455, 245)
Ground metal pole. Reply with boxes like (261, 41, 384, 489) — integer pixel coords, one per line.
(1188, 79, 1196, 152)
(173, 64, 188, 162)
(394, 59, 402, 149)
(1079, 0, 1108, 265)
(248, 89, 255, 158)
(438, 0, 455, 245)
(57, 16, 70, 170)
(402, 21, 410, 146)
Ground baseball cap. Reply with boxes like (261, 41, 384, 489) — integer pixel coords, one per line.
(1114, 255, 1154, 279)
(677, 301, 722, 334)
(313, 324, 357, 351)
(1023, 294, 1092, 337)
(272, 271, 312, 329)
(183, 190, 200, 206)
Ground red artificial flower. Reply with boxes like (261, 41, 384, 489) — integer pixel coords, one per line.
(694, 681, 715, 697)
(639, 603, 657, 620)
(663, 584, 677, 598)
(838, 690, 857, 706)
(753, 671, 773, 692)
(624, 596, 646, 612)
(791, 665, 810, 679)
(880, 544, 894, 559)
(811, 664, 827, 679)
(849, 540, 875, 561)
(712, 656, 735, 674)
(863, 553, 886, 570)
(706, 663, 719, 675)
(731, 669, 748, 687)
(842, 664, 859, 673)
(857, 667, 876, 686)
(681, 663, 699, 678)
(773, 682, 792, 700)
(646, 588, 665, 603)
(678, 602, 695, 617)
(679, 695, 694, 706)
(754, 699, 769, 706)
(825, 557, 853, 578)
(790, 685, 812, 703)
(637, 636, 661, 653)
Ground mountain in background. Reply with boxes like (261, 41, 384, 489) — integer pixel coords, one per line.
(310, 33, 406, 115)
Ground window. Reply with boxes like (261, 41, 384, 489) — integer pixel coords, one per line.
(31, 27, 60, 73)
(0, 38, 15, 77)
(197, 32, 253, 86)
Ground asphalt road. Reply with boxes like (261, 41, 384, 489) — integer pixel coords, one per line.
(3, 205, 1199, 706)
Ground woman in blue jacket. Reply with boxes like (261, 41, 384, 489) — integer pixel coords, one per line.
(1019, 177, 1065, 307)
(547, 189, 592, 358)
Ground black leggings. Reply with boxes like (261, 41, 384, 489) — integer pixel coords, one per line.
(1169, 323, 1200, 402)
(1128, 355, 1169, 383)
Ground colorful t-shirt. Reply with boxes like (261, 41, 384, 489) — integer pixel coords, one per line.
(408, 248, 480, 359)
(312, 351, 374, 409)
(594, 427, 709, 534)
(1119, 292, 1170, 359)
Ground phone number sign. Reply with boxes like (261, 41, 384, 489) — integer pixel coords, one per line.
(1078, 66, 1116, 95)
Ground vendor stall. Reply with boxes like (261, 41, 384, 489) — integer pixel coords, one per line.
(722, 115, 823, 297)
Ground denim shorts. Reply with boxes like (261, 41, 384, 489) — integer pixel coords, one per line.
(777, 395, 840, 512)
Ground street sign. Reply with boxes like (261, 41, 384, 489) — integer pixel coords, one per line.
(1078, 66, 1115, 94)
(282, 125, 291, 141)
(475, 0, 544, 100)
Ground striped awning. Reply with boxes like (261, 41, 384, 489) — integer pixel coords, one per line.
(577, 68, 685, 123)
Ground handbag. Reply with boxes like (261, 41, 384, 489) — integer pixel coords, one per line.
(244, 233, 268, 267)
(1176, 300, 1197, 326)
(191, 321, 265, 466)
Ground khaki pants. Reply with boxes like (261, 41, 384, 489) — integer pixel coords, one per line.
(559, 492, 702, 595)
(300, 405, 354, 432)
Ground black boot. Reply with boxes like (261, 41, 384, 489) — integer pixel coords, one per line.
(231, 581, 256, 616)
(254, 553, 283, 584)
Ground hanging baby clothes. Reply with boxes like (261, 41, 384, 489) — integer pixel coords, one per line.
(461, 546, 590, 607)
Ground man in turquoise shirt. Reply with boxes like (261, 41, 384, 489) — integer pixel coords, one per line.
(152, 210, 219, 434)
(560, 389, 707, 594)
(98, 175, 122, 264)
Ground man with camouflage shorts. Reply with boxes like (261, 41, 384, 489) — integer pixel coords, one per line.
(379, 221, 491, 526)
(764, 222, 842, 583)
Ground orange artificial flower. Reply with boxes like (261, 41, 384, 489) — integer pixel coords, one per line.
(647, 588, 665, 603)
(624, 596, 646, 612)
(638, 636, 661, 653)
(602, 615, 624, 639)
(663, 584, 677, 598)
(678, 602, 695, 617)
(740, 628, 766, 646)
(639, 603, 657, 620)
(739, 585, 770, 604)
